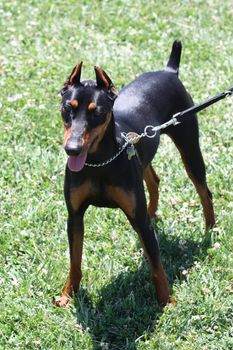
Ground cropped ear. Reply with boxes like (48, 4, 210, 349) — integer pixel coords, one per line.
(94, 66, 118, 99)
(68, 61, 83, 85)
(60, 61, 83, 96)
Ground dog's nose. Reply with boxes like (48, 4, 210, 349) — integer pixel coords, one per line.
(64, 139, 82, 156)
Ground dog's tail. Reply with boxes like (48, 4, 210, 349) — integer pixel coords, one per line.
(165, 40, 182, 75)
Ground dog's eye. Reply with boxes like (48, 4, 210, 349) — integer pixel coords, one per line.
(63, 101, 72, 112)
(88, 107, 107, 128)
(61, 104, 72, 126)
(62, 115, 71, 126)
(61, 105, 70, 117)
(94, 106, 106, 117)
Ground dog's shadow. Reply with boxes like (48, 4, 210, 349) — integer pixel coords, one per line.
(73, 224, 212, 350)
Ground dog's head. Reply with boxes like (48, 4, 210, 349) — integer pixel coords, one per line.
(60, 62, 117, 172)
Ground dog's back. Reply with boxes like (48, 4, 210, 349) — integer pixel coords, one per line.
(113, 40, 194, 165)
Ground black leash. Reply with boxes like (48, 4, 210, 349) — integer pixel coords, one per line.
(174, 85, 233, 123)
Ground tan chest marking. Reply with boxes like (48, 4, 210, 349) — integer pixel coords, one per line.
(106, 186, 136, 219)
(70, 182, 92, 211)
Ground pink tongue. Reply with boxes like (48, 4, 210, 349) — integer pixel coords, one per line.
(67, 152, 87, 172)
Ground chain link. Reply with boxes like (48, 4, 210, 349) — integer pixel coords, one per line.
(85, 142, 129, 167)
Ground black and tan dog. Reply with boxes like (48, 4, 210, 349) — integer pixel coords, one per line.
(56, 41, 215, 307)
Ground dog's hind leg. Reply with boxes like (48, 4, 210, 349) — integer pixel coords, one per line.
(167, 120, 215, 231)
(144, 163, 160, 218)
(130, 191, 170, 307)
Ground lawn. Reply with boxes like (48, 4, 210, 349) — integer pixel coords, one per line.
(0, 0, 232, 349)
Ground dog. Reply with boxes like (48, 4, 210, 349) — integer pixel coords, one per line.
(55, 40, 215, 307)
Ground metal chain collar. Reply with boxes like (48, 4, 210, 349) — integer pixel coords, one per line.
(85, 113, 181, 167)
(85, 142, 129, 168)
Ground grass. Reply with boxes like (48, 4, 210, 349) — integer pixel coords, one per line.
(0, 0, 233, 349)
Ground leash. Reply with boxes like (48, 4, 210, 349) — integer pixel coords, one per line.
(85, 85, 233, 168)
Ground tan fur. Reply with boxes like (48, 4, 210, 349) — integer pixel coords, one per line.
(88, 112, 112, 153)
(71, 99, 78, 109)
(88, 102, 97, 111)
(106, 186, 136, 219)
(70, 182, 92, 211)
(143, 163, 160, 218)
(63, 126, 72, 146)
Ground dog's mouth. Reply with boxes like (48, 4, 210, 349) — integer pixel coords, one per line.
(67, 136, 98, 172)
(67, 152, 88, 172)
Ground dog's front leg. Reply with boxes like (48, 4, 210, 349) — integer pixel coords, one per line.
(107, 183, 171, 307)
(55, 211, 85, 307)
(55, 179, 91, 308)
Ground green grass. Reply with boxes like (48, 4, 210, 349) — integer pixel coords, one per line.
(0, 0, 233, 349)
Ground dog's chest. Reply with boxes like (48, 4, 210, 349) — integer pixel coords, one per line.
(69, 177, 135, 212)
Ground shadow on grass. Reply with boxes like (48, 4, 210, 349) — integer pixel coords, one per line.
(73, 225, 212, 350)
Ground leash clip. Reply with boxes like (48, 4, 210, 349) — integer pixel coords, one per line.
(225, 90, 233, 97)
(172, 112, 181, 125)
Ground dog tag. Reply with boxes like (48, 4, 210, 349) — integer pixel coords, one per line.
(127, 144, 136, 160)
(125, 132, 140, 144)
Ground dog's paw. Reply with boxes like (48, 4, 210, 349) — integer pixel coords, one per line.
(168, 296, 176, 306)
(53, 295, 71, 308)
(158, 295, 176, 308)
(154, 213, 162, 222)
